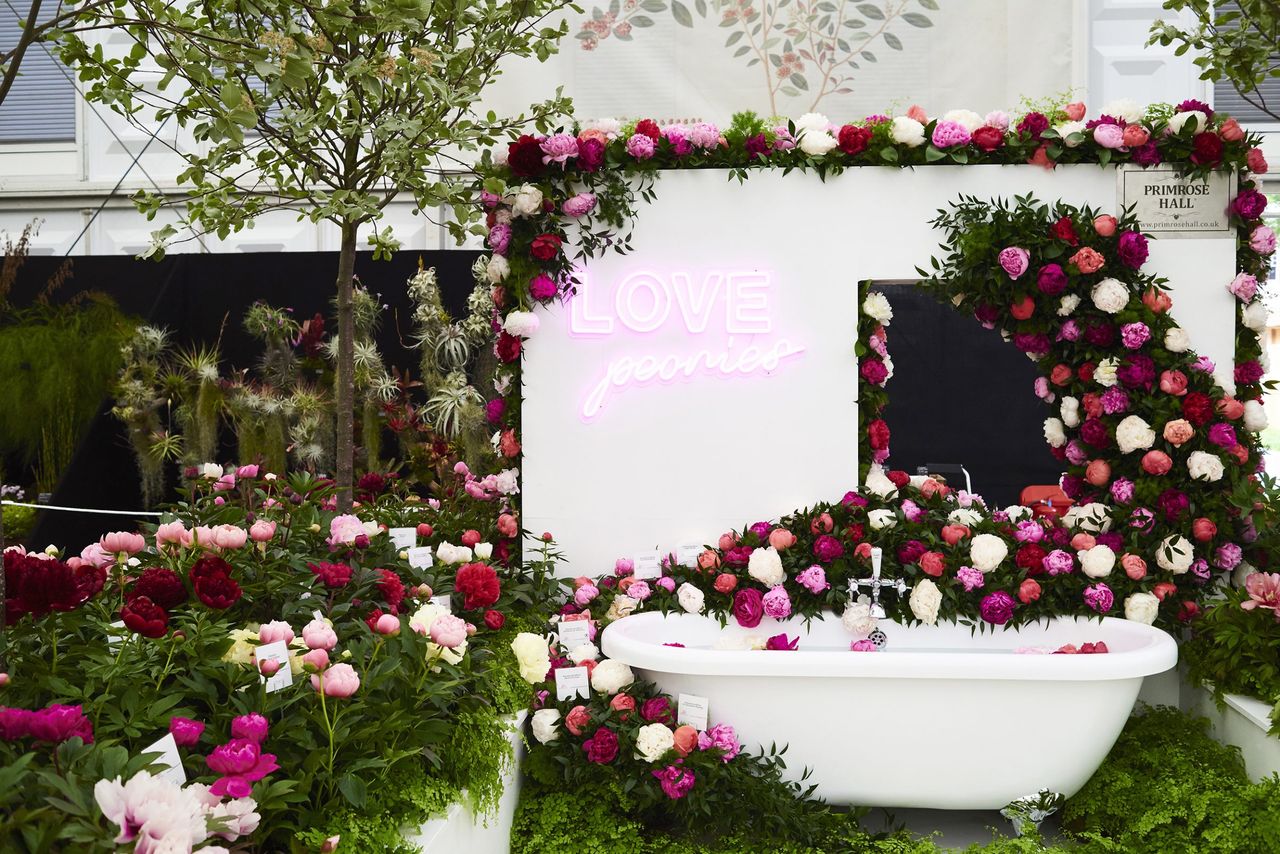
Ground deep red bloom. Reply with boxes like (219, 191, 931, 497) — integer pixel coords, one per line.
(1181, 392, 1215, 426)
(454, 562, 501, 610)
(495, 331, 522, 363)
(530, 233, 563, 261)
(507, 134, 545, 177)
(129, 567, 188, 610)
(972, 125, 1005, 152)
(195, 572, 242, 609)
(1050, 216, 1079, 246)
(1016, 112, 1049, 140)
(189, 554, 234, 586)
(1016, 544, 1047, 575)
(121, 595, 170, 638)
(308, 562, 352, 589)
(365, 607, 384, 632)
(577, 137, 605, 172)
(483, 609, 506, 630)
(1190, 132, 1223, 166)
(356, 472, 389, 501)
(867, 418, 891, 451)
(837, 124, 872, 157)
(886, 470, 910, 489)
(4, 552, 103, 620)
(376, 569, 405, 612)
(635, 119, 661, 140)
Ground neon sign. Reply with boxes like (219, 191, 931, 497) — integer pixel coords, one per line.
(570, 268, 806, 420)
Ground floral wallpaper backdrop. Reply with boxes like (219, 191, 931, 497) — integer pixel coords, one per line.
(482, 1, 1074, 124)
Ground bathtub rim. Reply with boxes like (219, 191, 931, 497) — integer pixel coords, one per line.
(600, 612, 1177, 682)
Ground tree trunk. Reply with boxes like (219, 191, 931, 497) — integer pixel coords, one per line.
(335, 224, 358, 511)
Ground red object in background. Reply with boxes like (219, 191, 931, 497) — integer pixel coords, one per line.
(1021, 485, 1074, 519)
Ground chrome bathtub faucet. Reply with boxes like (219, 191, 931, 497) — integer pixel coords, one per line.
(851, 546, 906, 619)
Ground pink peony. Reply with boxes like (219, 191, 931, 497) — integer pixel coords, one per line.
(1093, 123, 1125, 149)
(327, 514, 367, 547)
(154, 521, 193, 550)
(998, 247, 1030, 279)
(850, 639, 878, 652)
(168, 716, 205, 746)
(560, 192, 597, 218)
(796, 565, 829, 594)
(625, 134, 655, 160)
(206, 738, 279, 798)
(1241, 572, 1280, 611)
(257, 620, 294, 645)
(230, 713, 269, 745)
(539, 133, 579, 165)
(374, 613, 401, 636)
(1227, 273, 1259, 302)
(428, 614, 467, 648)
(311, 663, 360, 698)
(301, 619, 338, 651)
(101, 531, 146, 556)
(931, 120, 971, 148)
(697, 723, 740, 761)
(653, 762, 697, 799)
(762, 585, 792, 619)
(1250, 225, 1276, 256)
(249, 520, 276, 543)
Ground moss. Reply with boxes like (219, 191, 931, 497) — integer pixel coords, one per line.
(439, 708, 514, 818)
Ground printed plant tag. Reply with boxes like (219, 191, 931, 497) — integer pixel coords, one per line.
(677, 693, 710, 731)
(633, 550, 662, 579)
(675, 543, 703, 567)
(558, 619, 590, 652)
(388, 527, 417, 549)
(555, 666, 590, 701)
(256, 640, 294, 693)
(140, 732, 186, 785)
(430, 594, 452, 614)
(406, 546, 434, 569)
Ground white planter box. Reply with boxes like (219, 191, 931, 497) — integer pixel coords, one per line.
(1186, 686, 1280, 781)
(402, 710, 527, 854)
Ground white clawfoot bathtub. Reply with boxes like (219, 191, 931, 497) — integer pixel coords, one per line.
(601, 612, 1177, 809)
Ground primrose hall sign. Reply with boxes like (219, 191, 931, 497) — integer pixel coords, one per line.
(1118, 164, 1235, 236)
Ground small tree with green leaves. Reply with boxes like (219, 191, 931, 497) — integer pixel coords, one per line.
(1150, 0, 1280, 122)
(59, 0, 575, 507)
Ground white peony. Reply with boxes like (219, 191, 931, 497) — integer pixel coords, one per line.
(635, 723, 676, 762)
(531, 708, 561, 744)
(1055, 120, 1086, 145)
(1080, 545, 1116, 578)
(798, 129, 838, 156)
(569, 642, 599, 663)
(909, 579, 942, 625)
(1233, 562, 1257, 588)
(942, 109, 983, 132)
(863, 292, 894, 324)
(1187, 451, 1225, 482)
(1102, 98, 1144, 123)
(508, 184, 543, 217)
(1167, 110, 1207, 134)
(1091, 278, 1130, 314)
(864, 466, 899, 499)
(969, 533, 1008, 571)
(677, 582, 705, 614)
(948, 508, 984, 527)
(474, 542, 493, 560)
(1044, 417, 1067, 448)
(747, 546, 786, 586)
(510, 632, 551, 684)
(604, 595, 639, 623)
(1156, 535, 1194, 574)
(793, 112, 831, 134)
(502, 310, 540, 338)
(590, 659, 635, 694)
(1058, 294, 1081, 316)
(200, 462, 223, 479)
(1116, 415, 1156, 454)
(1095, 358, 1119, 388)
(1066, 502, 1113, 533)
(1060, 396, 1081, 428)
(1003, 505, 1033, 524)
(842, 600, 878, 637)
(1244, 400, 1268, 432)
(868, 509, 897, 530)
(890, 116, 926, 147)
(580, 116, 622, 137)
(1243, 301, 1269, 332)
(436, 542, 473, 565)
(486, 254, 509, 283)
(1124, 592, 1159, 626)
(1164, 326, 1190, 353)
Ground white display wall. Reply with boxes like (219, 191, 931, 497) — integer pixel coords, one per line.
(522, 166, 1238, 573)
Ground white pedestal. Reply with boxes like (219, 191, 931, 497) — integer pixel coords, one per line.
(1185, 686, 1280, 782)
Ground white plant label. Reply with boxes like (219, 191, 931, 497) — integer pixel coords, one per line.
(678, 693, 710, 731)
(675, 543, 704, 567)
(555, 666, 590, 701)
(256, 640, 294, 693)
(140, 732, 186, 785)
(430, 595, 452, 614)
(406, 546, 434, 569)
(632, 550, 662, 579)
(388, 527, 417, 549)
(557, 619, 591, 652)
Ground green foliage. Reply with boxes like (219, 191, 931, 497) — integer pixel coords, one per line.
(2, 501, 37, 543)
(1150, 1, 1280, 122)
(439, 709, 515, 817)
(1182, 588, 1280, 732)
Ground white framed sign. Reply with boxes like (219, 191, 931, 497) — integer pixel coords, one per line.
(1117, 165, 1235, 237)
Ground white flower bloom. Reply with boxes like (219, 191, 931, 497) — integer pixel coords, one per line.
(635, 723, 676, 763)
(1080, 545, 1116, 578)
(1116, 415, 1156, 454)
(1167, 110, 1207, 134)
(864, 465, 899, 499)
(909, 579, 942, 625)
(1055, 120, 1086, 145)
(868, 509, 897, 530)
(1065, 502, 1113, 533)
(890, 116, 926, 147)
(474, 542, 493, 560)
(1164, 326, 1190, 353)
(1095, 358, 1119, 388)
(1187, 450, 1225, 482)
(1101, 98, 1144, 123)
(1156, 534, 1194, 574)
(591, 659, 635, 694)
(863, 292, 894, 324)
(1233, 562, 1257, 588)
(1003, 505, 1033, 523)
(200, 462, 223, 479)
(1058, 294, 1081, 316)
(1091, 278, 1130, 314)
(1124, 592, 1159, 625)
(747, 546, 786, 586)
(1044, 417, 1067, 448)
(502, 310, 539, 338)
(1243, 301, 1269, 332)
(798, 129, 838, 156)
(677, 582, 705, 614)
(605, 595, 639, 622)
(531, 708, 561, 744)
(841, 600, 878, 637)
(793, 112, 831, 134)
(569, 642, 598, 663)
(494, 468, 520, 495)
(1060, 396, 1081, 428)
(942, 109, 984, 132)
(1244, 400, 1268, 432)
(948, 508, 984, 527)
(510, 632, 551, 684)
(508, 184, 543, 217)
(580, 116, 622, 137)
(969, 534, 1008, 572)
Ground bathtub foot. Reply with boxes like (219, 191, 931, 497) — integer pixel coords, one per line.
(1000, 789, 1064, 838)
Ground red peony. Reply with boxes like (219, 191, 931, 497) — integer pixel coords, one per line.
(4, 552, 101, 619)
(454, 562, 501, 610)
(635, 119, 661, 140)
(1015, 544, 1047, 575)
(376, 569, 405, 612)
(530, 233, 563, 261)
(507, 134, 545, 177)
(189, 555, 234, 585)
(365, 607, 385, 632)
(1181, 392, 1215, 426)
(837, 124, 872, 156)
(495, 331, 522, 363)
(1190, 132, 1223, 166)
(867, 418, 891, 451)
(972, 125, 1005, 152)
(886, 470, 910, 489)
(483, 609, 506, 630)
(121, 595, 169, 638)
(195, 572, 242, 609)
(308, 562, 352, 589)
(129, 567, 188, 610)
(1050, 215, 1079, 246)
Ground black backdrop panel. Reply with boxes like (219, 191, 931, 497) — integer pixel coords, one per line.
(873, 284, 1063, 507)
(7, 250, 480, 550)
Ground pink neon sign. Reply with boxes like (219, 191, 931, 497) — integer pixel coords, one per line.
(570, 268, 806, 420)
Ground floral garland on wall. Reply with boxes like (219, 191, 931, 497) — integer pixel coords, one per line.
(475, 98, 1273, 628)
